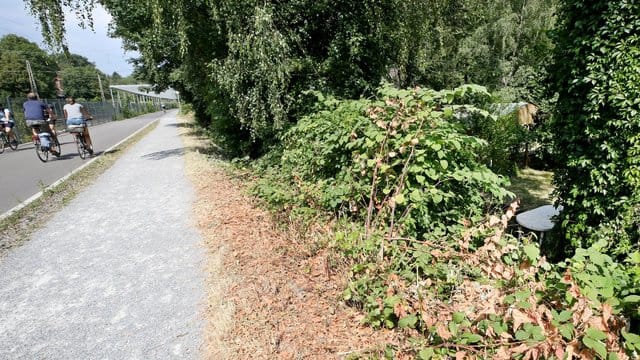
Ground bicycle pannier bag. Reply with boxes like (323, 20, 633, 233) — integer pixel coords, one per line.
(38, 132, 51, 151)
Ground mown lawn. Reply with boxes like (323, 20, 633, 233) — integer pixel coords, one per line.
(507, 167, 555, 212)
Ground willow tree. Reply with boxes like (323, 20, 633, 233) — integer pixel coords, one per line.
(549, 0, 640, 255)
(26, 0, 559, 156)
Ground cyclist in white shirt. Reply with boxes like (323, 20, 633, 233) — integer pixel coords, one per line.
(0, 103, 17, 145)
(63, 96, 93, 154)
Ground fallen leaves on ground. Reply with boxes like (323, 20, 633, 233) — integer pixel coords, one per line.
(180, 116, 397, 359)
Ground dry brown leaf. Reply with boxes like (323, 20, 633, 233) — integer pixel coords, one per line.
(601, 302, 613, 328)
(488, 215, 501, 226)
(436, 322, 452, 340)
(511, 343, 531, 355)
(394, 302, 408, 319)
(493, 347, 512, 360)
(510, 308, 531, 331)
(553, 344, 566, 359)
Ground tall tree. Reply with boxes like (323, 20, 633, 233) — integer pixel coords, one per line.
(0, 35, 58, 99)
(52, 53, 106, 100)
(549, 0, 640, 253)
(24, 0, 559, 156)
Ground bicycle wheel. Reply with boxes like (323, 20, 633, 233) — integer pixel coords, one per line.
(75, 134, 87, 159)
(0, 134, 5, 154)
(35, 139, 48, 162)
(52, 135, 61, 158)
(8, 132, 18, 150)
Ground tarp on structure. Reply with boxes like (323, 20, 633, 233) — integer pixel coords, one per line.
(109, 85, 178, 100)
(489, 102, 539, 125)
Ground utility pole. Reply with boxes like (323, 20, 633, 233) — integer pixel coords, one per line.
(25, 60, 39, 98)
(97, 74, 106, 103)
(109, 87, 116, 108)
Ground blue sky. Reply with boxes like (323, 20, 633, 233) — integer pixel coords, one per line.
(0, 0, 137, 76)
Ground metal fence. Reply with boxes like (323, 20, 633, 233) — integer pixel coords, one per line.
(3, 96, 162, 143)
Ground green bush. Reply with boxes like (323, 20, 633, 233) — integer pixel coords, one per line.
(549, 0, 640, 252)
(252, 84, 513, 239)
(250, 83, 640, 358)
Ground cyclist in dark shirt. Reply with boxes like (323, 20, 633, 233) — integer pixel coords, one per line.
(23, 92, 58, 153)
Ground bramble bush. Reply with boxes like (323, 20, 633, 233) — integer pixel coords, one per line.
(253, 84, 513, 241)
(250, 83, 640, 358)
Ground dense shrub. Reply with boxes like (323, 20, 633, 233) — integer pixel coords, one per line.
(250, 83, 640, 357)
(252, 84, 513, 239)
(549, 0, 640, 253)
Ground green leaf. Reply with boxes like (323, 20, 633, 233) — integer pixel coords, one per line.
(445, 93, 455, 104)
(342, 288, 352, 301)
(452, 312, 465, 324)
(409, 190, 423, 202)
(440, 160, 448, 169)
(621, 330, 640, 350)
(554, 310, 573, 323)
(394, 194, 405, 205)
(418, 348, 435, 360)
(515, 290, 531, 301)
(515, 330, 529, 340)
(461, 332, 483, 344)
(398, 314, 418, 328)
(491, 321, 507, 335)
(448, 322, 459, 336)
(384, 295, 401, 307)
(586, 327, 607, 341)
(523, 244, 540, 262)
(517, 301, 532, 310)
(589, 251, 607, 267)
(623, 295, 640, 303)
(583, 336, 607, 359)
(559, 323, 574, 340)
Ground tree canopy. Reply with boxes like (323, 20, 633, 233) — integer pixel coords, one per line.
(24, 0, 557, 156)
(0, 34, 109, 100)
(0, 34, 55, 99)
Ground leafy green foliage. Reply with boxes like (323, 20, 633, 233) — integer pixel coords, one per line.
(211, 5, 291, 149)
(0, 35, 57, 99)
(25, 0, 560, 158)
(253, 84, 512, 240)
(549, 0, 640, 253)
(0, 35, 110, 102)
(344, 210, 638, 358)
(251, 81, 640, 357)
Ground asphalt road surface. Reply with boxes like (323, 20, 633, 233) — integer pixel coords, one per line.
(0, 112, 164, 215)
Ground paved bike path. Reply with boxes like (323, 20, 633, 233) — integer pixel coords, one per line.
(0, 114, 205, 358)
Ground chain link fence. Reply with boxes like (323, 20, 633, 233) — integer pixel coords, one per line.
(3, 96, 166, 144)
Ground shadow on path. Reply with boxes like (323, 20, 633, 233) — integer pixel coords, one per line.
(141, 147, 185, 160)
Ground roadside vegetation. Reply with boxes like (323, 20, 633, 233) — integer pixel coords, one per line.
(25, 0, 640, 358)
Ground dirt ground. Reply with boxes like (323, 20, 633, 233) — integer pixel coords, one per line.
(179, 117, 399, 359)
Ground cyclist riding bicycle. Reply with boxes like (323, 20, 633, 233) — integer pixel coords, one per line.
(63, 96, 93, 154)
(23, 92, 59, 154)
(0, 103, 17, 145)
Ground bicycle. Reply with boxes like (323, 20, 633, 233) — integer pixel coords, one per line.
(0, 130, 19, 153)
(68, 121, 93, 159)
(30, 122, 61, 162)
